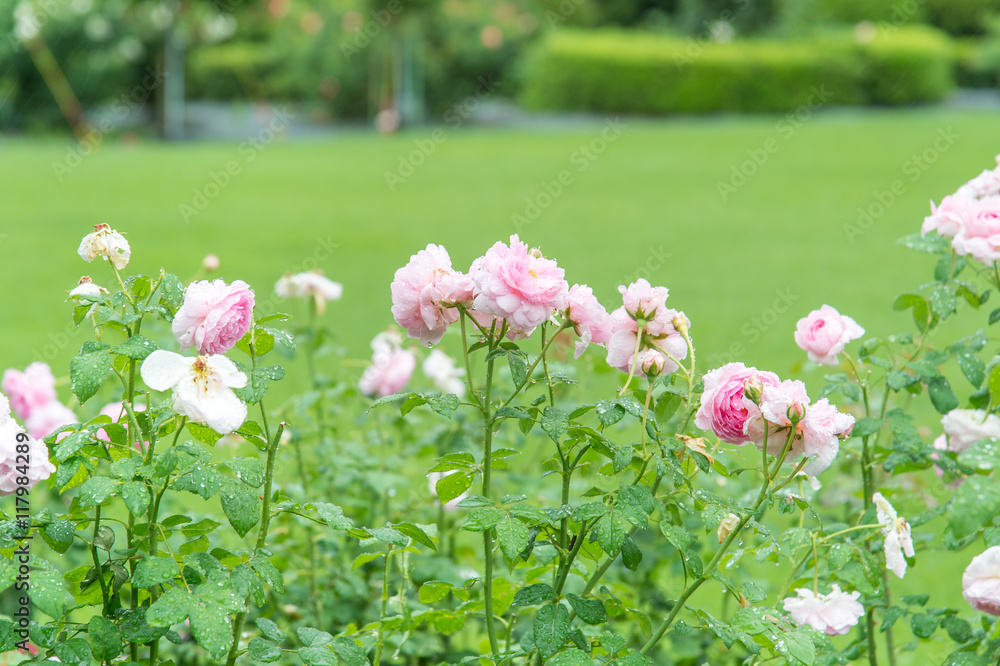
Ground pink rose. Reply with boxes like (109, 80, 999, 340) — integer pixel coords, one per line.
(952, 197, 1000, 265)
(359, 331, 417, 397)
(963, 546, 1000, 615)
(922, 195, 976, 238)
(391, 244, 474, 347)
(783, 585, 865, 636)
(941, 408, 1000, 453)
(793, 305, 865, 366)
(0, 394, 56, 496)
(605, 280, 689, 380)
(2, 362, 58, 420)
(469, 235, 569, 337)
(172, 279, 255, 355)
(566, 284, 612, 358)
(955, 164, 1000, 200)
(24, 400, 77, 440)
(695, 363, 780, 445)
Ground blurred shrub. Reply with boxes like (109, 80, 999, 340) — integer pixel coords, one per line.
(924, 0, 1000, 36)
(859, 24, 955, 104)
(519, 26, 954, 114)
(954, 24, 1000, 87)
(806, 0, 925, 24)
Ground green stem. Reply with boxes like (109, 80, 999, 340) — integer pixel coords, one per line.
(640, 426, 795, 655)
(90, 507, 111, 611)
(459, 314, 483, 409)
(482, 351, 501, 659)
(503, 322, 571, 405)
(300, 302, 323, 624)
(373, 545, 394, 666)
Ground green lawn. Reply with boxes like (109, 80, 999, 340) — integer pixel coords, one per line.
(2, 108, 998, 664)
(2, 108, 995, 394)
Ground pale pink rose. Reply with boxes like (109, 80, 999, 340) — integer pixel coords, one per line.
(874, 492, 915, 578)
(202, 254, 220, 272)
(566, 284, 612, 358)
(955, 165, 1000, 200)
(941, 408, 1000, 453)
(172, 279, 255, 355)
(922, 195, 976, 238)
(274, 270, 344, 315)
(359, 331, 417, 397)
(783, 585, 865, 636)
(695, 362, 781, 445)
(745, 381, 853, 476)
(605, 284, 689, 380)
(2, 363, 58, 421)
(24, 400, 77, 440)
(963, 546, 1000, 615)
(793, 305, 865, 366)
(639, 349, 667, 376)
(469, 235, 569, 337)
(952, 197, 1000, 265)
(390, 244, 474, 347)
(0, 394, 56, 496)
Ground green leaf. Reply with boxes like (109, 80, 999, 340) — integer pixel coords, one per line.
(548, 649, 593, 665)
(187, 422, 223, 446)
(53, 637, 93, 664)
(188, 595, 236, 658)
(70, 348, 111, 403)
(930, 284, 957, 318)
(462, 506, 506, 531)
(77, 477, 121, 509)
(512, 583, 556, 606)
(595, 511, 628, 555)
(496, 515, 530, 560)
(221, 481, 261, 538)
(133, 556, 179, 588)
(897, 232, 949, 253)
(852, 417, 883, 438)
(540, 406, 569, 444)
(418, 580, 452, 603)
(314, 503, 353, 530)
(55, 431, 93, 462)
(427, 393, 460, 419)
(393, 522, 436, 550)
(566, 593, 607, 625)
(256, 617, 286, 642)
(31, 563, 71, 618)
(957, 353, 986, 387)
(910, 613, 940, 638)
(248, 637, 282, 662)
(596, 400, 626, 427)
(989, 365, 1000, 408)
(330, 637, 368, 666)
(87, 616, 123, 662)
(508, 352, 529, 387)
(435, 472, 473, 505)
(534, 602, 571, 659)
(171, 463, 224, 499)
(622, 535, 642, 571)
(368, 527, 408, 546)
(948, 475, 1000, 539)
(990, 308, 1000, 325)
(783, 629, 815, 665)
(297, 627, 333, 646)
(942, 615, 972, 643)
(224, 457, 266, 488)
(41, 519, 75, 554)
(660, 523, 696, 551)
(112, 335, 158, 360)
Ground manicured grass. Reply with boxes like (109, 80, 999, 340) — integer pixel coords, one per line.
(2, 108, 998, 664)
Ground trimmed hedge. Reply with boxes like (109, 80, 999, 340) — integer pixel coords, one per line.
(520, 27, 955, 115)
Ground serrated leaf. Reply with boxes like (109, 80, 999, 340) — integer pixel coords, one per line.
(77, 476, 120, 509)
(256, 617, 286, 642)
(220, 481, 261, 538)
(171, 463, 224, 499)
(540, 407, 569, 444)
(133, 556, 179, 588)
(567, 593, 607, 625)
(224, 458, 266, 488)
(70, 349, 111, 403)
(87, 616, 123, 662)
(314, 503, 353, 530)
(113, 335, 158, 361)
(393, 522, 436, 550)
(496, 515, 530, 560)
(512, 583, 555, 606)
(595, 511, 628, 555)
(435, 471, 472, 505)
(596, 400, 626, 427)
(418, 580, 452, 603)
(248, 637, 282, 662)
(534, 603, 571, 658)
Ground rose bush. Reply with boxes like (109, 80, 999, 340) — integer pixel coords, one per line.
(4, 153, 1000, 666)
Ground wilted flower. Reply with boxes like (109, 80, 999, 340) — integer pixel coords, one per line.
(717, 513, 740, 543)
(77, 223, 131, 270)
(793, 305, 865, 366)
(469, 235, 569, 338)
(140, 350, 248, 435)
(783, 585, 865, 636)
(422, 349, 465, 396)
(275, 271, 344, 315)
(2, 362, 58, 421)
(172, 279, 255, 355)
(0, 393, 56, 496)
(359, 330, 416, 397)
(873, 492, 915, 579)
(963, 546, 1000, 615)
